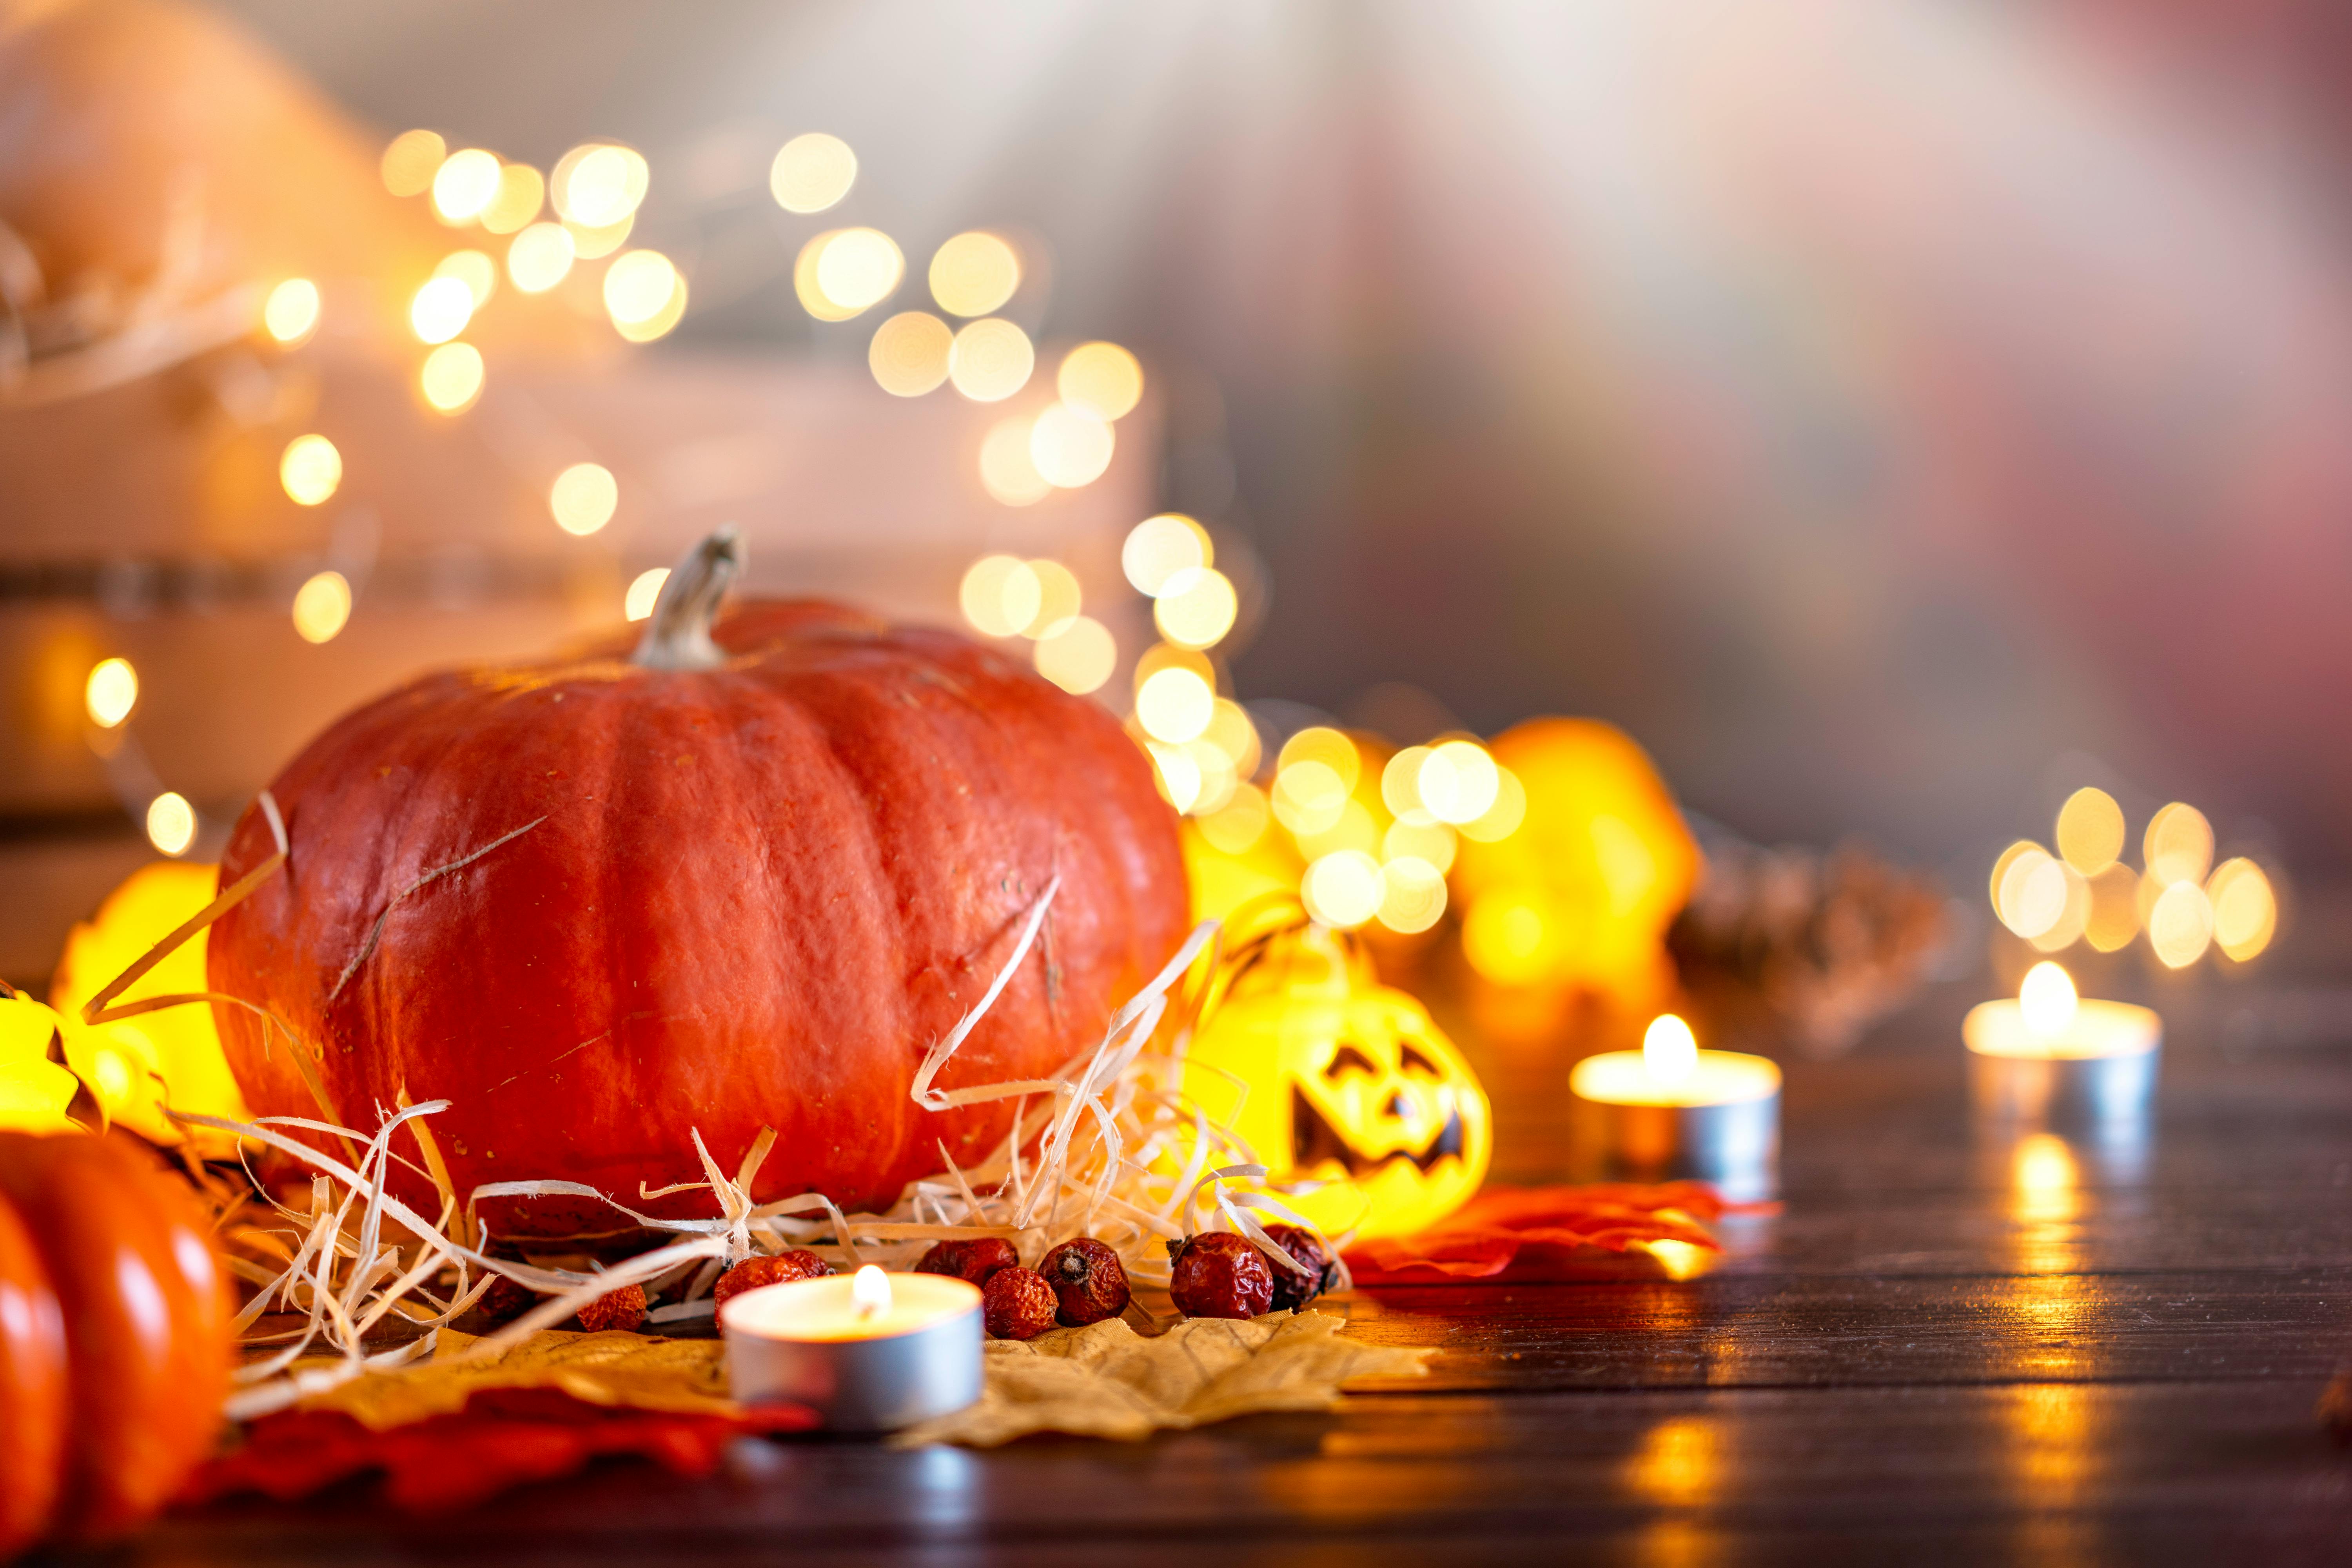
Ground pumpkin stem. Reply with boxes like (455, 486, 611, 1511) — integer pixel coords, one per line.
(633, 526, 742, 671)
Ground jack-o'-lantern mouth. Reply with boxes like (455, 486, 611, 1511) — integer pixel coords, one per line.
(1292, 1085, 1465, 1179)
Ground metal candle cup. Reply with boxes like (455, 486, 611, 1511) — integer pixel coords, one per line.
(720, 1269, 983, 1432)
(1963, 996, 2161, 1134)
(1566, 1020, 1782, 1201)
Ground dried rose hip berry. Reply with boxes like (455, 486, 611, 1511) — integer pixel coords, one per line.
(1038, 1238, 1131, 1327)
(575, 1281, 648, 1334)
(475, 1273, 538, 1326)
(713, 1249, 830, 1307)
(981, 1266, 1059, 1340)
(1262, 1224, 1336, 1312)
(1166, 1232, 1274, 1320)
(915, 1237, 1020, 1287)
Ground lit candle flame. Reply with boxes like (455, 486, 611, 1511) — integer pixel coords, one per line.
(851, 1264, 891, 1320)
(2018, 961, 2079, 1042)
(1642, 1014, 1698, 1087)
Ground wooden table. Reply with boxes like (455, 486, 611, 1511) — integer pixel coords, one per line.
(85, 981, 2352, 1564)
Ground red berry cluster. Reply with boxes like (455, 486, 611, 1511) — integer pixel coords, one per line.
(915, 1236, 1135, 1341)
(713, 1248, 831, 1307)
(1168, 1225, 1334, 1319)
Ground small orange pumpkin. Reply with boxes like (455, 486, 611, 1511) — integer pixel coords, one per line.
(0, 1130, 231, 1556)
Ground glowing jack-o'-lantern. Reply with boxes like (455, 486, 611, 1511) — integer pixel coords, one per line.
(1183, 907, 1490, 1239)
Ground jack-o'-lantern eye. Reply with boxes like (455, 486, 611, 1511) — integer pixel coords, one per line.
(1399, 1041, 1442, 1078)
(1324, 1043, 1378, 1080)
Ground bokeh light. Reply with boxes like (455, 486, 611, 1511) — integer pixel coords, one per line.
(1122, 514, 1212, 596)
(2206, 859, 2278, 963)
(279, 434, 342, 506)
(625, 568, 669, 622)
(869, 311, 953, 396)
(262, 278, 319, 345)
(292, 571, 351, 644)
(1461, 891, 1557, 985)
(1136, 666, 1215, 744)
(418, 341, 485, 413)
(1417, 741, 1501, 826)
(613, 277, 688, 342)
(2083, 863, 2140, 953)
(1198, 782, 1271, 854)
(1057, 342, 1144, 421)
(507, 223, 575, 292)
(435, 249, 499, 310)
(2144, 803, 2214, 888)
(1279, 727, 1362, 792)
(1033, 616, 1115, 695)
(959, 555, 1042, 639)
(1384, 817, 1457, 874)
(1994, 843, 2068, 940)
(1147, 742, 1203, 813)
(1200, 698, 1262, 778)
(1272, 761, 1350, 837)
(1152, 566, 1238, 649)
(978, 414, 1051, 505)
(1029, 404, 1115, 488)
(2026, 863, 2090, 953)
(567, 214, 634, 260)
(810, 228, 903, 318)
(554, 144, 650, 228)
(1022, 560, 1082, 638)
(83, 658, 137, 728)
(431, 148, 502, 224)
(948, 318, 1034, 401)
(481, 163, 544, 234)
(1457, 766, 1527, 842)
(1376, 856, 1447, 934)
(770, 133, 857, 213)
(928, 231, 1021, 317)
(381, 129, 446, 196)
(2148, 880, 2215, 968)
(1302, 850, 1385, 930)
(604, 250, 681, 327)
(145, 793, 196, 858)
(2055, 787, 2125, 875)
(409, 276, 474, 344)
(550, 462, 618, 535)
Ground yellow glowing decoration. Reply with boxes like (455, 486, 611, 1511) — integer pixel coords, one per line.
(1302, 850, 1385, 929)
(625, 568, 668, 621)
(2083, 863, 2140, 953)
(977, 414, 1051, 505)
(1200, 784, 1272, 855)
(435, 250, 499, 310)
(928, 231, 1021, 318)
(381, 129, 446, 197)
(2055, 787, 2125, 875)
(1152, 567, 1238, 650)
(1181, 918, 1490, 1238)
(1450, 719, 1699, 1008)
(554, 144, 650, 228)
(144, 793, 196, 857)
(2147, 880, 2214, 969)
(84, 657, 137, 728)
(1147, 742, 1202, 812)
(0, 993, 78, 1133)
(1058, 342, 1144, 421)
(431, 148, 503, 224)
(418, 342, 485, 414)
(263, 278, 319, 345)
(1020, 560, 1082, 638)
(2018, 962, 2078, 1041)
(2206, 858, 2277, 963)
(550, 463, 619, 536)
(507, 222, 575, 292)
(1032, 616, 1115, 695)
(2143, 803, 2213, 888)
(1029, 404, 1115, 488)
(1376, 856, 1447, 934)
(869, 311, 953, 396)
(48, 861, 250, 1148)
(566, 213, 634, 260)
(1123, 515, 1212, 596)
(409, 276, 474, 344)
(481, 162, 544, 234)
(292, 571, 352, 644)
(958, 555, 1042, 639)
(770, 132, 857, 213)
(1136, 667, 1214, 744)
(947, 318, 1034, 401)
(279, 434, 342, 506)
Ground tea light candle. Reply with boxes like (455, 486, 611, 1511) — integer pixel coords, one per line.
(720, 1264, 982, 1431)
(1566, 1015, 1782, 1200)
(1964, 962, 2160, 1130)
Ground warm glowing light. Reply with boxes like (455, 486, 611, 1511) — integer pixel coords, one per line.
(409, 276, 475, 344)
(566, 214, 634, 260)
(84, 659, 138, 728)
(1376, 856, 1447, 934)
(2018, 962, 2078, 1040)
(1122, 515, 1212, 596)
(2206, 859, 2278, 963)
(381, 129, 446, 197)
(625, 568, 669, 622)
(1136, 667, 1215, 744)
(418, 342, 485, 413)
(262, 278, 319, 345)
(851, 1264, 891, 1318)
(1152, 567, 1238, 649)
(555, 144, 650, 228)
(2013, 1133, 2077, 1210)
(1994, 844, 2069, 940)
(928, 231, 1020, 317)
(1461, 891, 1555, 985)
(2027, 864, 2091, 954)
(436, 249, 499, 310)
(1058, 342, 1143, 421)
(2055, 787, 2125, 875)
(292, 571, 351, 644)
(1029, 404, 1115, 488)
(2148, 880, 2214, 968)
(868, 311, 953, 396)
(431, 148, 503, 223)
(978, 414, 1051, 505)
(481, 163, 544, 234)
(1457, 767, 1527, 843)
(770, 132, 857, 214)
(1198, 783, 1272, 855)
(1033, 616, 1115, 695)
(1148, 742, 1203, 812)
(959, 555, 1042, 639)
(1383, 817, 1457, 874)
(812, 228, 904, 317)
(145, 793, 196, 857)
(1417, 741, 1501, 826)
(2083, 864, 2140, 953)
(1199, 699, 1262, 777)
(550, 463, 618, 535)
(279, 434, 342, 506)
(1293, 798, 1379, 861)
(1272, 761, 1349, 836)
(507, 222, 575, 292)
(948, 318, 1034, 401)
(604, 249, 681, 327)
(1279, 728, 1361, 792)
(2144, 803, 2213, 888)
(1642, 1014, 1699, 1085)
(1303, 850, 1385, 929)
(1020, 561, 1082, 639)
(613, 276, 687, 343)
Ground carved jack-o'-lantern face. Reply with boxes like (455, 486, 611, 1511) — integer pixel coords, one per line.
(1183, 921, 1490, 1240)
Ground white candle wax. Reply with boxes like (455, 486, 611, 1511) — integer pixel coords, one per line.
(721, 1267, 983, 1431)
(721, 1268, 979, 1343)
(1568, 1049, 1783, 1107)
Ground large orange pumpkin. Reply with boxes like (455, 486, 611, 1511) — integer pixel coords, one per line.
(0, 1130, 231, 1555)
(207, 533, 1188, 1238)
